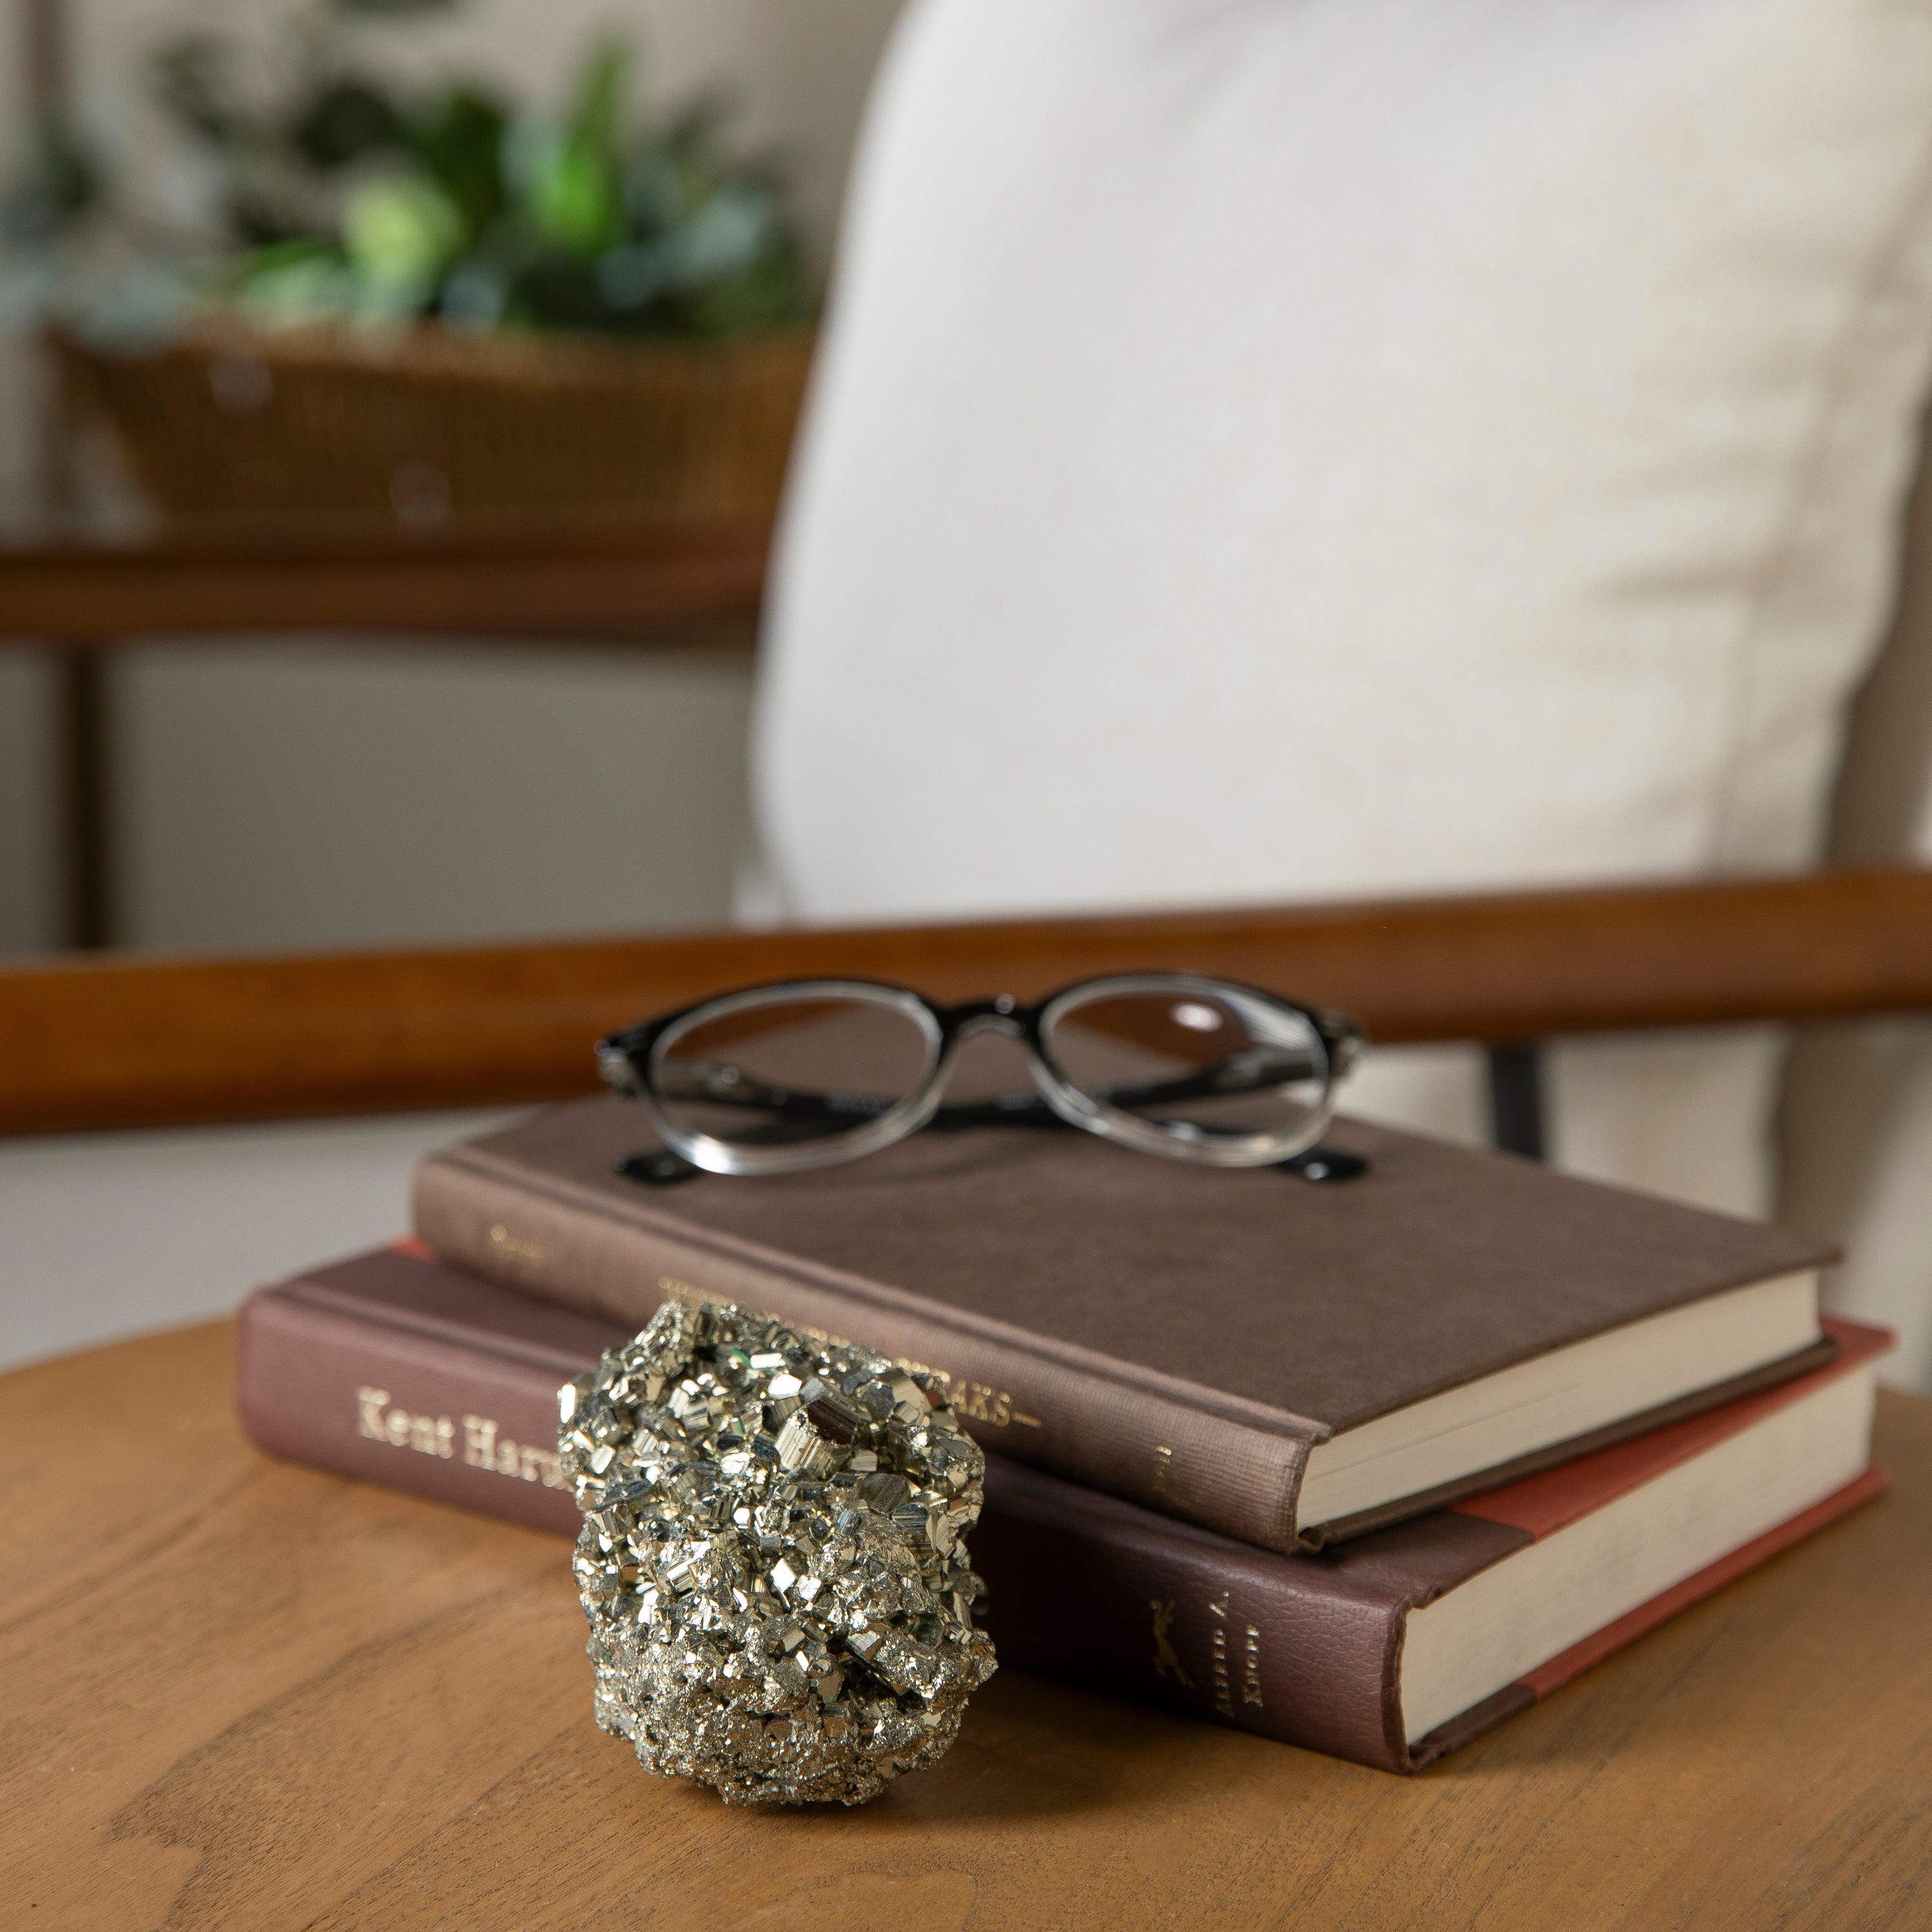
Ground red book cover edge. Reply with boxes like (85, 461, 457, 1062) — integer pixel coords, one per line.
(1454, 1315, 1891, 1539)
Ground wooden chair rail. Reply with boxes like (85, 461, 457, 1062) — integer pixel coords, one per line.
(3, 867, 1930, 1137)
(0, 515, 771, 641)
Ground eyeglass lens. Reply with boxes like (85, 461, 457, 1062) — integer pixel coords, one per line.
(1041, 985, 1328, 1143)
(652, 995, 933, 1151)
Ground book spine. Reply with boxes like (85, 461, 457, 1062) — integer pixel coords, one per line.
(236, 1287, 583, 1537)
(233, 1281, 1414, 1772)
(412, 1153, 1314, 1554)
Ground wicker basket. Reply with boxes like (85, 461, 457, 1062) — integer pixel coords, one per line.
(58, 319, 815, 521)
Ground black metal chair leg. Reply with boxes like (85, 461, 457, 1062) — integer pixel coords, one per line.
(1487, 1042, 1547, 1160)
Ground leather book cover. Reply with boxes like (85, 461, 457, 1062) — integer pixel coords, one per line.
(412, 1095, 1836, 1553)
(233, 1245, 1886, 1775)
(235, 1241, 618, 1534)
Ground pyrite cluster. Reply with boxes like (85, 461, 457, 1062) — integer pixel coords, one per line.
(558, 1296, 997, 1805)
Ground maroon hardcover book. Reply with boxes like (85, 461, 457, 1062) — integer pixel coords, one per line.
(236, 1244, 1888, 1774)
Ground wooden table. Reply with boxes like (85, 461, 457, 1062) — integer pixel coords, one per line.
(6, 1323, 1929, 1930)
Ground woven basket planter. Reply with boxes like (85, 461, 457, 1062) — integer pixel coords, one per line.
(59, 320, 815, 522)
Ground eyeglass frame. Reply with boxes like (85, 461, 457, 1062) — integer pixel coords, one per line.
(596, 972, 1366, 1179)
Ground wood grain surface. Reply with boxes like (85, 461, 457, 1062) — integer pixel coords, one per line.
(3, 1320, 1928, 1931)
(6, 868, 1932, 1137)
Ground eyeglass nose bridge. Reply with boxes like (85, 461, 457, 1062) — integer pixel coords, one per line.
(938, 995, 1028, 1046)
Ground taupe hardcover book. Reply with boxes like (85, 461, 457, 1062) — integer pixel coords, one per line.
(412, 1096, 1836, 1554)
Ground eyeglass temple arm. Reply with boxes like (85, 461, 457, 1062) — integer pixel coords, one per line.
(643, 1045, 1327, 1124)
(620, 1059, 1365, 1177)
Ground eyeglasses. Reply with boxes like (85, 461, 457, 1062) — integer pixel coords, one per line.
(596, 973, 1367, 1182)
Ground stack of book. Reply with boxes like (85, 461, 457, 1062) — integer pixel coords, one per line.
(237, 1096, 1889, 1773)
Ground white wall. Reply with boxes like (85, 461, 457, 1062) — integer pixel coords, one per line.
(117, 636, 759, 951)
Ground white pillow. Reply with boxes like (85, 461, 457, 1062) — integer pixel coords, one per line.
(1782, 415, 1932, 1384)
(751, 0, 1932, 1217)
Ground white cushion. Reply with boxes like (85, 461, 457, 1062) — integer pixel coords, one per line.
(750, 0, 1932, 1230)
(1781, 409, 1932, 1386)
(759, 0, 1932, 918)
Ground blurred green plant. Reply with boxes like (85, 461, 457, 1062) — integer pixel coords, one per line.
(4, 0, 812, 343)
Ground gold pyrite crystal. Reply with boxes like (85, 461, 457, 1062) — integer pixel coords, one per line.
(559, 1297, 997, 1804)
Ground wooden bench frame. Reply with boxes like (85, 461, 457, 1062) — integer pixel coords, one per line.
(4, 867, 1929, 1155)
